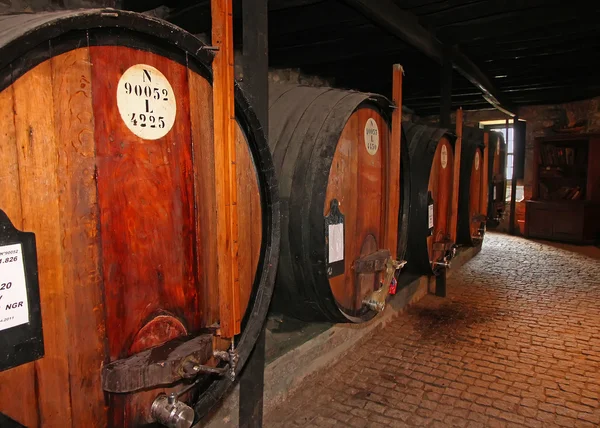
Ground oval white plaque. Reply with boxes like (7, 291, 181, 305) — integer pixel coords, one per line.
(364, 118, 379, 156)
(117, 64, 176, 140)
(441, 145, 448, 169)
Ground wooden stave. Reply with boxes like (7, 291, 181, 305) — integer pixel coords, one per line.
(457, 127, 486, 246)
(269, 85, 409, 323)
(0, 9, 280, 424)
(403, 122, 456, 276)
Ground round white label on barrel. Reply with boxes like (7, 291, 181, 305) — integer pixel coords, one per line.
(475, 150, 480, 170)
(441, 145, 448, 169)
(117, 64, 176, 140)
(364, 118, 379, 155)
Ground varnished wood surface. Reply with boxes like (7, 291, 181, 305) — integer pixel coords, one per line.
(236, 124, 263, 316)
(481, 132, 489, 217)
(91, 45, 196, 427)
(0, 46, 263, 427)
(427, 137, 454, 263)
(469, 148, 483, 238)
(325, 107, 387, 312)
(0, 75, 39, 428)
(386, 64, 403, 260)
(212, 0, 241, 338)
(52, 47, 106, 428)
(12, 58, 73, 427)
(449, 108, 463, 243)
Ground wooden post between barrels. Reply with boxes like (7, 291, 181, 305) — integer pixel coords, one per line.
(386, 64, 404, 259)
(212, 0, 241, 338)
(449, 108, 463, 243)
(481, 131, 490, 217)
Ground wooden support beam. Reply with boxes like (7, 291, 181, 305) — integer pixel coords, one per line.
(481, 131, 490, 218)
(212, 0, 241, 338)
(449, 108, 463, 243)
(510, 117, 524, 236)
(386, 64, 403, 259)
(238, 0, 269, 426)
(342, 0, 516, 116)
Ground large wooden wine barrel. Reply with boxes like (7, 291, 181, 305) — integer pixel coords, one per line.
(457, 127, 487, 246)
(0, 9, 278, 427)
(487, 131, 507, 227)
(404, 122, 458, 275)
(269, 84, 409, 323)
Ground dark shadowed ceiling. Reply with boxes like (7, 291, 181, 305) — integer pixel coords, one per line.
(123, 0, 600, 116)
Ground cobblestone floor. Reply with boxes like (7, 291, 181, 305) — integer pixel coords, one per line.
(265, 233, 600, 427)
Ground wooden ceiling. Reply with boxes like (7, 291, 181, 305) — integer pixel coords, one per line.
(124, 0, 600, 116)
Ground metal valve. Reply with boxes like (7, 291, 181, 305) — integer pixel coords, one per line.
(362, 258, 406, 312)
(151, 393, 195, 428)
(432, 261, 451, 268)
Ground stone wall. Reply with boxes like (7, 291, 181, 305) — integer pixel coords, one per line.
(421, 96, 600, 233)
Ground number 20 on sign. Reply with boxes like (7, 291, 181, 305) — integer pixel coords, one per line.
(0, 243, 29, 331)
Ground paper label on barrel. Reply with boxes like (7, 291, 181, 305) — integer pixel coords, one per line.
(0, 244, 29, 331)
(117, 64, 176, 140)
(364, 118, 379, 155)
(475, 150, 480, 170)
(441, 145, 448, 169)
(428, 204, 434, 229)
(328, 223, 344, 263)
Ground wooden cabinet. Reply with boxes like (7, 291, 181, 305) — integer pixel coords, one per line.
(525, 134, 600, 244)
(525, 201, 599, 243)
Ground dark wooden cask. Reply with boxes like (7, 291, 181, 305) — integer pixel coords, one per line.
(269, 84, 409, 323)
(487, 131, 507, 227)
(0, 9, 278, 427)
(404, 122, 458, 275)
(457, 127, 487, 246)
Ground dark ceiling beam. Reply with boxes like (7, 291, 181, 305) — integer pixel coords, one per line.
(342, 0, 516, 116)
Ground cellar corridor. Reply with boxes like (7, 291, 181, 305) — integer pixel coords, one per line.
(265, 233, 600, 428)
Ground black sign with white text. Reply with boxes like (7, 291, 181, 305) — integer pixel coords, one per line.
(0, 210, 43, 372)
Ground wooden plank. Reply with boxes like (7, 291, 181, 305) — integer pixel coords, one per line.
(356, 107, 385, 306)
(449, 108, 463, 243)
(90, 46, 196, 426)
(326, 111, 358, 311)
(481, 131, 490, 217)
(0, 81, 39, 428)
(235, 123, 262, 316)
(51, 48, 106, 428)
(13, 59, 73, 427)
(387, 63, 403, 260)
(212, 0, 241, 337)
(188, 70, 220, 327)
(469, 149, 482, 238)
(428, 137, 454, 262)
